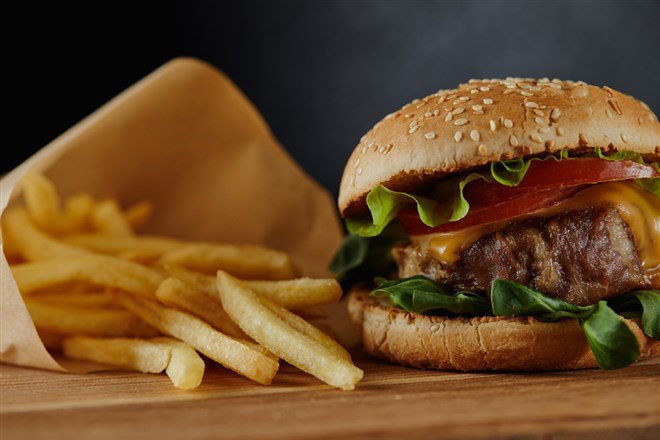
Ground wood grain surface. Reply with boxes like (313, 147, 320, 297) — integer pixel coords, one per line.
(2, 351, 659, 439)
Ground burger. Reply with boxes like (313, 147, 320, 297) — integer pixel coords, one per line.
(332, 78, 659, 371)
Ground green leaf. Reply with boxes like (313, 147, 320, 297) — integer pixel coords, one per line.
(582, 301, 640, 370)
(371, 276, 491, 316)
(346, 173, 487, 237)
(490, 149, 570, 186)
(609, 290, 660, 339)
(491, 280, 596, 320)
(329, 224, 407, 290)
(635, 178, 660, 197)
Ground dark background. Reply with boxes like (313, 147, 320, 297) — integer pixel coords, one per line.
(7, 1, 660, 195)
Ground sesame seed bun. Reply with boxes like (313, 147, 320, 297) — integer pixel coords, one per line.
(347, 287, 660, 371)
(339, 78, 660, 217)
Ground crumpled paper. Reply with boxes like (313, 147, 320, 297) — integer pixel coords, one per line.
(0, 58, 345, 372)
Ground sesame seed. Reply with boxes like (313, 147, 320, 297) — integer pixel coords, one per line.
(409, 126, 420, 134)
(550, 108, 561, 121)
(620, 133, 628, 143)
(437, 95, 446, 104)
(444, 106, 453, 112)
(534, 117, 544, 126)
(445, 113, 453, 122)
(454, 118, 469, 126)
(354, 158, 361, 168)
(531, 134, 543, 143)
(470, 130, 480, 141)
(523, 145, 533, 155)
(404, 114, 412, 118)
(579, 133, 589, 145)
(545, 140, 555, 150)
(557, 127, 565, 136)
(520, 91, 533, 97)
(479, 86, 490, 92)
(357, 167, 363, 175)
(433, 109, 440, 116)
(360, 135, 367, 143)
(472, 105, 483, 112)
(483, 98, 493, 105)
(424, 132, 436, 140)
(452, 108, 465, 115)
(367, 141, 375, 147)
(503, 89, 515, 94)
(525, 101, 539, 108)
(430, 324, 440, 332)
(608, 99, 622, 115)
(478, 144, 488, 155)
(539, 127, 551, 133)
(424, 111, 432, 117)
(454, 131, 463, 142)
(470, 89, 479, 94)
(473, 110, 485, 115)
(509, 134, 519, 147)
(489, 120, 497, 131)
(504, 119, 513, 128)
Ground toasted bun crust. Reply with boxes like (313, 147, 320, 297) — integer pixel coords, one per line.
(347, 287, 660, 371)
(339, 78, 660, 216)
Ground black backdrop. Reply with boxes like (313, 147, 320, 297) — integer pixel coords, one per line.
(7, 1, 660, 196)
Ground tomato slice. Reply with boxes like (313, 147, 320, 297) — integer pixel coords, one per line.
(464, 158, 658, 205)
(400, 158, 659, 236)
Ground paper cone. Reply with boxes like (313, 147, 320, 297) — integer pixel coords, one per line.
(0, 58, 344, 371)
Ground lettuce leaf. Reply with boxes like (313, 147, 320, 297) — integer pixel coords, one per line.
(371, 275, 491, 316)
(370, 277, 658, 370)
(329, 224, 407, 290)
(347, 148, 658, 238)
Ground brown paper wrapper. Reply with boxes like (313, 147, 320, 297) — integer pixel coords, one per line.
(0, 58, 345, 372)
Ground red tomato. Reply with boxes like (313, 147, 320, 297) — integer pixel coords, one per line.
(399, 158, 659, 236)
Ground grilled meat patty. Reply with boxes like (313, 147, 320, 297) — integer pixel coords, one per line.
(393, 208, 648, 306)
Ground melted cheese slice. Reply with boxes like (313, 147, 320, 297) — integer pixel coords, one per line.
(411, 181, 660, 284)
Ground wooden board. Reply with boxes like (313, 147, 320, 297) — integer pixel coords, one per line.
(2, 351, 659, 439)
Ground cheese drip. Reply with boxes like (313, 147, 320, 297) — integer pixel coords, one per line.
(411, 181, 660, 284)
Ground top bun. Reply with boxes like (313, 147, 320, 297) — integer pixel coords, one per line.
(339, 78, 660, 217)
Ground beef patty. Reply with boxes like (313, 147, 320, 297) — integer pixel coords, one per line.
(393, 208, 648, 306)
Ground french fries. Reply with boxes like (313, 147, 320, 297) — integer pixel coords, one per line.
(117, 293, 279, 385)
(11, 255, 164, 297)
(25, 298, 158, 337)
(216, 271, 363, 391)
(62, 336, 171, 373)
(3, 171, 363, 391)
(62, 336, 205, 390)
(166, 265, 342, 310)
(91, 199, 134, 237)
(161, 243, 297, 280)
(155, 277, 247, 339)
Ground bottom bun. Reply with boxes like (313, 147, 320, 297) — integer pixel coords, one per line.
(347, 287, 660, 371)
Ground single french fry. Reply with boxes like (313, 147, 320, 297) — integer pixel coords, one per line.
(124, 200, 155, 231)
(152, 337, 205, 390)
(244, 279, 342, 310)
(31, 291, 118, 308)
(166, 265, 341, 310)
(216, 271, 363, 391)
(21, 171, 62, 234)
(63, 233, 183, 256)
(11, 255, 164, 297)
(2, 207, 88, 261)
(161, 243, 296, 280)
(156, 278, 247, 339)
(25, 298, 159, 337)
(91, 199, 134, 237)
(116, 294, 279, 385)
(61, 193, 95, 232)
(62, 336, 170, 373)
(259, 297, 351, 362)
